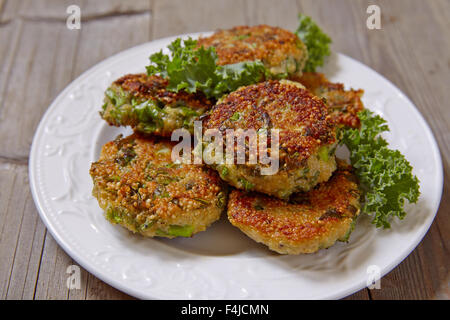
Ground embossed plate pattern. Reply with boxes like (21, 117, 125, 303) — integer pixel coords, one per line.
(29, 33, 443, 299)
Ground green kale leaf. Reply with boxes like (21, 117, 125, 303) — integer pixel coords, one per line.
(296, 13, 332, 72)
(146, 37, 265, 99)
(341, 110, 420, 228)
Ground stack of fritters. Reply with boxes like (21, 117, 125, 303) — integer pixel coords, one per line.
(90, 25, 364, 254)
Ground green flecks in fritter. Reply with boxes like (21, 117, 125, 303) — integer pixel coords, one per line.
(156, 225, 194, 237)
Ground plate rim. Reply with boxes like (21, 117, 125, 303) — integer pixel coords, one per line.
(29, 32, 444, 300)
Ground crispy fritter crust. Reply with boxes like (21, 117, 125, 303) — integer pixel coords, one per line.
(198, 25, 308, 76)
(290, 72, 364, 128)
(113, 74, 212, 110)
(203, 80, 336, 162)
(90, 133, 227, 238)
(227, 160, 361, 254)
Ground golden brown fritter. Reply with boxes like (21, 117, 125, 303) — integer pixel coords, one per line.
(90, 133, 227, 238)
(202, 80, 338, 199)
(198, 25, 308, 77)
(100, 74, 213, 136)
(204, 80, 337, 164)
(227, 159, 361, 254)
(113, 74, 211, 109)
(290, 72, 364, 128)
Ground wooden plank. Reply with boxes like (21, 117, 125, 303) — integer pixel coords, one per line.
(85, 274, 135, 300)
(4, 194, 47, 299)
(0, 161, 28, 299)
(16, 0, 149, 19)
(0, 0, 152, 158)
(71, 11, 151, 79)
(0, 1, 23, 140)
(297, 0, 369, 62)
(244, 0, 300, 30)
(152, 0, 247, 39)
(0, 0, 22, 22)
(66, 266, 89, 300)
(0, 20, 79, 159)
(33, 234, 72, 299)
(343, 288, 370, 300)
(0, 160, 49, 300)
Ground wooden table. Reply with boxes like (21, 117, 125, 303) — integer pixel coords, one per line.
(0, 0, 448, 300)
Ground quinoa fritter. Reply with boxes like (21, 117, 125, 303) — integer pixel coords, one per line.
(227, 160, 361, 254)
(290, 72, 364, 128)
(197, 25, 308, 77)
(90, 133, 227, 238)
(100, 74, 213, 136)
(202, 80, 338, 199)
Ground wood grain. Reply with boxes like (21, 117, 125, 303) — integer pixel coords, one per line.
(0, 0, 151, 300)
(152, 0, 247, 39)
(0, 0, 447, 300)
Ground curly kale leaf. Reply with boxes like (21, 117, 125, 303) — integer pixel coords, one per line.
(296, 13, 332, 72)
(341, 110, 420, 228)
(146, 37, 265, 99)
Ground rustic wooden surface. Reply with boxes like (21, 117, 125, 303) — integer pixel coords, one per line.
(0, 0, 448, 300)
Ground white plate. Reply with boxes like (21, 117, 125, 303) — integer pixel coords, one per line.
(29, 32, 443, 300)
